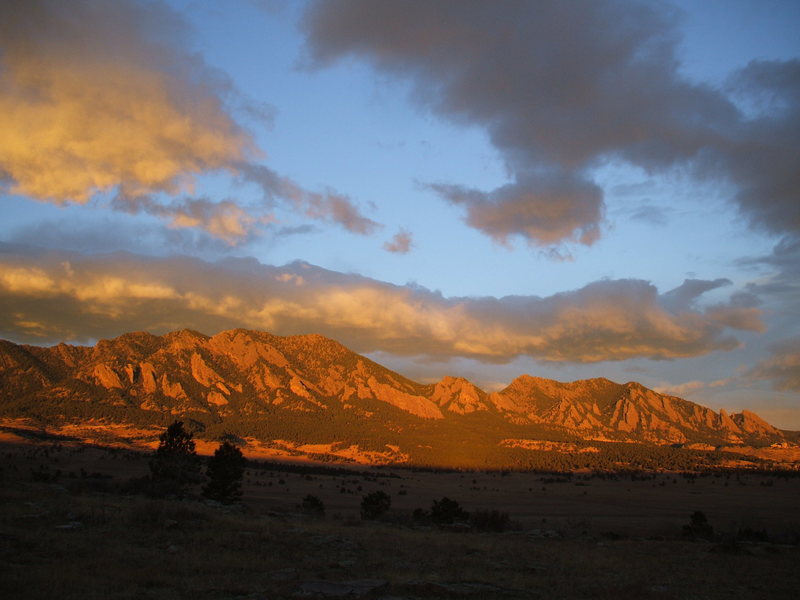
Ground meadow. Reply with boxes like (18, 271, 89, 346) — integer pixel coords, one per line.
(1, 434, 799, 599)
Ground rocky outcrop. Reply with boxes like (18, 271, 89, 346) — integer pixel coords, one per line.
(0, 328, 786, 446)
(429, 376, 489, 414)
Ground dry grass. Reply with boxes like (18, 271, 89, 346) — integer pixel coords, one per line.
(1, 440, 799, 599)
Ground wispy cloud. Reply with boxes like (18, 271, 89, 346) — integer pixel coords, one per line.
(110, 193, 271, 246)
(239, 163, 381, 235)
(0, 246, 761, 363)
(654, 378, 731, 398)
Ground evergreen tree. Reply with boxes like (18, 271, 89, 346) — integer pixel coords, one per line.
(360, 490, 391, 520)
(203, 441, 246, 504)
(430, 497, 469, 524)
(149, 421, 201, 494)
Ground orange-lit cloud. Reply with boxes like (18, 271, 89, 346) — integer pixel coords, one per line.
(0, 0, 252, 203)
(0, 0, 378, 242)
(111, 194, 271, 246)
(0, 248, 761, 363)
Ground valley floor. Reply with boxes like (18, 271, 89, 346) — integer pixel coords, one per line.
(1, 438, 799, 599)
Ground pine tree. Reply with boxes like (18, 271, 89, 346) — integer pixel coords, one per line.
(360, 490, 391, 520)
(203, 441, 246, 504)
(149, 421, 201, 494)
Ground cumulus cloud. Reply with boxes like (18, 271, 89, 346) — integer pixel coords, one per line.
(301, 0, 800, 247)
(747, 337, 800, 392)
(0, 246, 760, 363)
(0, 0, 253, 203)
(0, 0, 378, 241)
(429, 171, 602, 247)
(383, 228, 413, 254)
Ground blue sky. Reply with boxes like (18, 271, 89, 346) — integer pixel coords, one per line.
(1, 0, 799, 427)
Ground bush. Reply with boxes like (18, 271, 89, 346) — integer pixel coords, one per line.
(471, 508, 510, 532)
(412, 508, 430, 523)
(301, 494, 325, 516)
(430, 497, 469, 525)
(203, 441, 246, 504)
(682, 510, 715, 540)
(361, 490, 391, 520)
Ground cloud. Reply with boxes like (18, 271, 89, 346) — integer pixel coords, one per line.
(0, 245, 761, 363)
(627, 205, 671, 227)
(383, 228, 412, 254)
(0, 0, 253, 203)
(301, 0, 800, 247)
(428, 171, 602, 247)
(654, 378, 731, 398)
(110, 193, 271, 246)
(0, 0, 379, 242)
(659, 278, 732, 312)
(747, 337, 800, 392)
(239, 163, 380, 235)
(722, 60, 800, 235)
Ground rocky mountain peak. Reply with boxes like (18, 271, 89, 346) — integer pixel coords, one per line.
(0, 328, 787, 449)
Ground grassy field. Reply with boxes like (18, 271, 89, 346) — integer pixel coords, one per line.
(1, 437, 799, 599)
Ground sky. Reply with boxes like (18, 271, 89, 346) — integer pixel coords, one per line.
(1, 0, 799, 428)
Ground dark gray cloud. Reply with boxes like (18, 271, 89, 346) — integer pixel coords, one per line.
(748, 337, 800, 392)
(0, 245, 761, 363)
(301, 0, 800, 247)
(742, 236, 800, 309)
(429, 170, 602, 247)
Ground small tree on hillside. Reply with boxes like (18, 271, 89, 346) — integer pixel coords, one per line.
(301, 494, 326, 517)
(203, 441, 246, 504)
(682, 510, 715, 540)
(361, 490, 391, 520)
(149, 421, 201, 494)
(430, 497, 469, 524)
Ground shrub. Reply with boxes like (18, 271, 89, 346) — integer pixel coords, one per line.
(412, 508, 429, 523)
(682, 510, 715, 540)
(203, 441, 246, 504)
(301, 494, 325, 516)
(471, 508, 510, 532)
(430, 497, 469, 525)
(361, 490, 391, 520)
(737, 527, 768, 542)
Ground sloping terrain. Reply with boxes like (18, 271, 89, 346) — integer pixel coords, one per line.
(0, 328, 790, 468)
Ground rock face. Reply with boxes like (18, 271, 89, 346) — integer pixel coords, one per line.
(0, 328, 785, 447)
(486, 377, 781, 444)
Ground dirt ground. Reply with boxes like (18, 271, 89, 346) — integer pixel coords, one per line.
(1, 437, 799, 599)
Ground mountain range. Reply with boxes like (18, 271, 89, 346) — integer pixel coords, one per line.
(0, 328, 791, 468)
